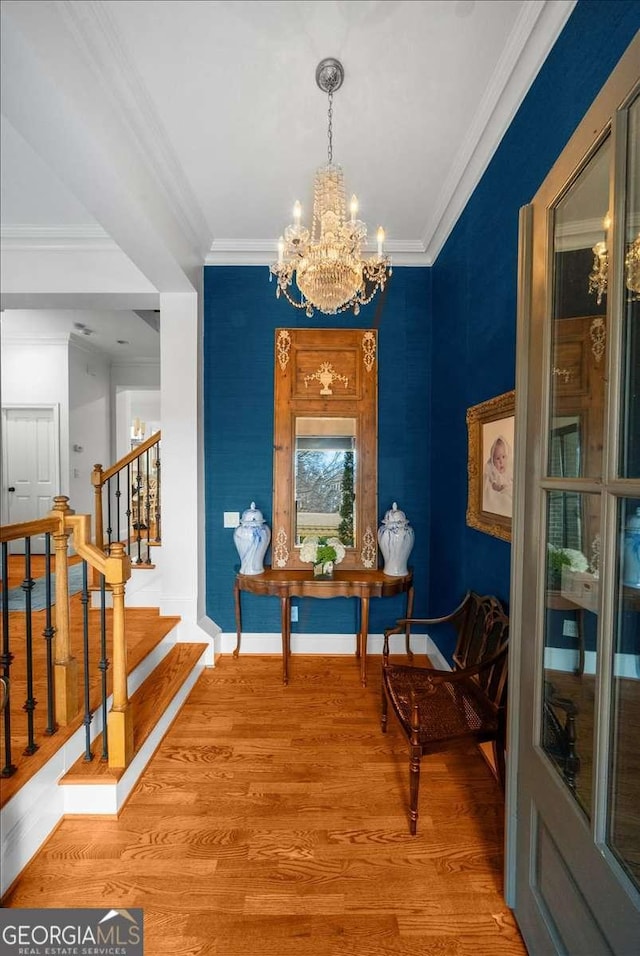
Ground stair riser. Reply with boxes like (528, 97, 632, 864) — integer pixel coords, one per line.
(62, 659, 205, 815)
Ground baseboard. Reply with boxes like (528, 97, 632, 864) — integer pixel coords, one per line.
(219, 630, 450, 667)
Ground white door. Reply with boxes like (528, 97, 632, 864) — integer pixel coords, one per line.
(2, 406, 60, 553)
(508, 39, 640, 954)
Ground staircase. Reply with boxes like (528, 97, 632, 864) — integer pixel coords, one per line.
(1, 442, 213, 898)
(1, 593, 209, 898)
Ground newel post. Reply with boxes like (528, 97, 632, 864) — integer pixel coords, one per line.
(105, 541, 133, 769)
(91, 464, 105, 552)
(49, 496, 79, 725)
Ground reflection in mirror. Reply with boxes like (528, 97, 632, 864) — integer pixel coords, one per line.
(620, 92, 640, 478)
(294, 417, 356, 546)
(550, 135, 610, 481)
(548, 416, 582, 554)
(543, 490, 601, 821)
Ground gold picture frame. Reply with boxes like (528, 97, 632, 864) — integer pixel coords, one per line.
(466, 390, 515, 542)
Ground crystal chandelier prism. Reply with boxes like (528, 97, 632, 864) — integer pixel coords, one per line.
(270, 58, 391, 317)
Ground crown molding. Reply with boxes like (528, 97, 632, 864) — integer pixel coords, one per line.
(423, 0, 577, 262)
(58, 0, 212, 259)
(1, 224, 116, 250)
(205, 238, 431, 267)
(1, 333, 71, 349)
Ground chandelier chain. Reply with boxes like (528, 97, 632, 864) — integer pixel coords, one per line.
(327, 91, 333, 164)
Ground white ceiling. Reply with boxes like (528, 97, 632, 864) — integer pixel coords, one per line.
(0, 0, 576, 320)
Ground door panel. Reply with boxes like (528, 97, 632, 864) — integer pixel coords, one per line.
(2, 406, 60, 553)
(510, 36, 640, 955)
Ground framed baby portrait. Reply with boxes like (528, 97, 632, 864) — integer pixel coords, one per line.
(466, 390, 515, 542)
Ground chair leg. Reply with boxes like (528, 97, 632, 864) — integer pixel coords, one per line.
(409, 691, 421, 835)
(381, 681, 388, 734)
(493, 737, 506, 790)
(409, 745, 421, 835)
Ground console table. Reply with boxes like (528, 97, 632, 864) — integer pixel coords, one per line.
(233, 567, 414, 686)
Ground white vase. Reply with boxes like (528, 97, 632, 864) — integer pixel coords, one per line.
(378, 502, 414, 576)
(234, 502, 271, 575)
(622, 506, 640, 589)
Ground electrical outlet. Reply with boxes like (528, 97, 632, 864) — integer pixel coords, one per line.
(223, 512, 240, 528)
(563, 619, 578, 638)
(290, 606, 298, 623)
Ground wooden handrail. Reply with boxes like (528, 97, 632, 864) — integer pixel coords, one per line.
(93, 430, 161, 487)
(0, 517, 59, 543)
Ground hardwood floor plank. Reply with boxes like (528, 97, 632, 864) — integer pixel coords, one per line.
(3, 655, 526, 954)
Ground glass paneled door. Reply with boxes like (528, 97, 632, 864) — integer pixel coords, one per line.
(510, 37, 640, 954)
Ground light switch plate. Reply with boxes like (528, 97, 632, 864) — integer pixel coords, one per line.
(224, 511, 240, 528)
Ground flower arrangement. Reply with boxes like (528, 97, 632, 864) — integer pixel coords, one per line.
(547, 544, 588, 588)
(300, 535, 346, 577)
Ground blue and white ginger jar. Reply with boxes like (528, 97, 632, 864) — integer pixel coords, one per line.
(622, 506, 640, 589)
(378, 502, 414, 577)
(234, 502, 270, 575)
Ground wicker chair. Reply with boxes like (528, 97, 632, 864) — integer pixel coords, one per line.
(381, 591, 509, 834)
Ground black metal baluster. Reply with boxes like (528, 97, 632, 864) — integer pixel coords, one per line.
(80, 560, 94, 762)
(99, 573, 109, 761)
(42, 533, 57, 736)
(115, 471, 122, 548)
(1, 541, 17, 777)
(22, 539, 38, 755)
(154, 449, 161, 543)
(134, 461, 143, 565)
(126, 463, 132, 557)
(145, 448, 152, 565)
(106, 476, 113, 549)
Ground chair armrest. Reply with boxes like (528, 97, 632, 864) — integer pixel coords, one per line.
(382, 592, 474, 660)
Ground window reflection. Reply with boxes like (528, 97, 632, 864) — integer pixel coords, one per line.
(607, 498, 640, 890)
(294, 417, 356, 546)
(543, 492, 600, 820)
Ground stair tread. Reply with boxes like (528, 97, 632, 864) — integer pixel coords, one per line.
(59, 643, 206, 786)
(0, 608, 182, 808)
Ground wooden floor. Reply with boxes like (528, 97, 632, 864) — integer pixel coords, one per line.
(3, 654, 527, 955)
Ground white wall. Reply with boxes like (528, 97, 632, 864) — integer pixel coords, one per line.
(68, 339, 110, 514)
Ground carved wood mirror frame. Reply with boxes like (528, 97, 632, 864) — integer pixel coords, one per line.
(272, 328, 378, 570)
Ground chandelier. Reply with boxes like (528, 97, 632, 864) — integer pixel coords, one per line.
(588, 216, 640, 304)
(270, 58, 391, 317)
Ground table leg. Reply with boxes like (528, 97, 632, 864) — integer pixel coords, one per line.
(405, 582, 415, 660)
(359, 595, 370, 687)
(575, 609, 585, 676)
(280, 595, 290, 685)
(233, 579, 242, 657)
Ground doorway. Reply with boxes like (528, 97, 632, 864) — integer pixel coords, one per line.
(1, 405, 61, 553)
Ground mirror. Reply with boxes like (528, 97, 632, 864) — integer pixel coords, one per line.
(294, 417, 356, 546)
(273, 328, 377, 570)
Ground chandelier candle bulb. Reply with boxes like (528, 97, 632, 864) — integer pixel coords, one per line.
(377, 227, 384, 257)
(293, 201, 302, 224)
(350, 195, 358, 223)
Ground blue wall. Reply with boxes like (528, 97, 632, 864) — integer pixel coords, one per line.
(429, 1, 640, 642)
(204, 1, 639, 656)
(203, 266, 431, 635)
